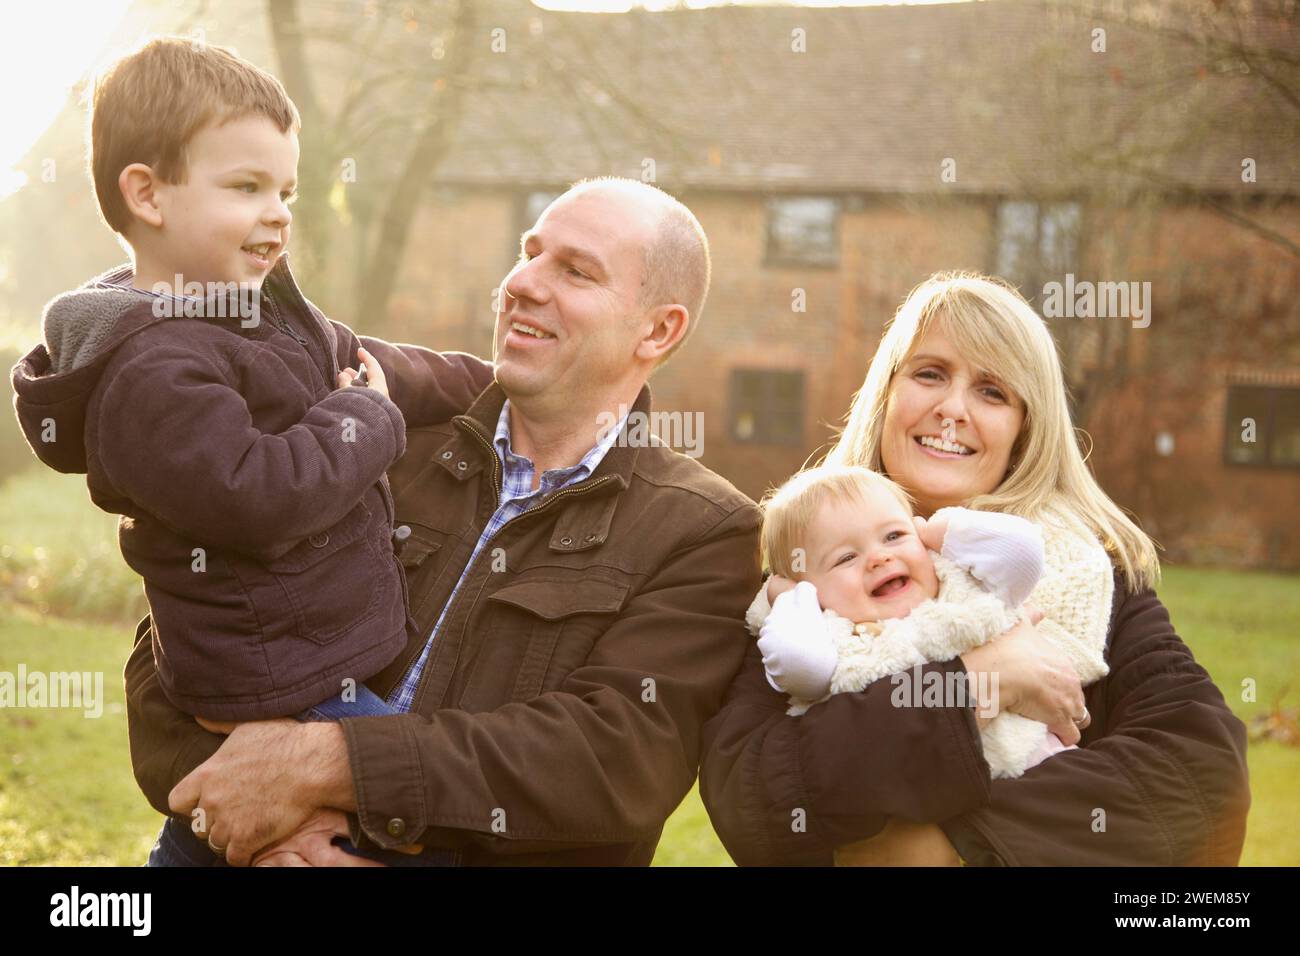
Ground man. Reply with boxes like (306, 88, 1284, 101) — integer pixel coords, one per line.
(125, 177, 762, 866)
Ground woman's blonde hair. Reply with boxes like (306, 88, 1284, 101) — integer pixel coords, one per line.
(760, 465, 913, 579)
(825, 271, 1159, 592)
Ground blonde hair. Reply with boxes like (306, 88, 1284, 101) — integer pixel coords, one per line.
(760, 465, 914, 579)
(826, 271, 1159, 592)
(91, 37, 301, 234)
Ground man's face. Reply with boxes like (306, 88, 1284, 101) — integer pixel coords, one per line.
(493, 189, 658, 405)
(800, 485, 939, 624)
(149, 114, 298, 288)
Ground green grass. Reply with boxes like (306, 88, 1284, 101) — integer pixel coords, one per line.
(0, 467, 1294, 865)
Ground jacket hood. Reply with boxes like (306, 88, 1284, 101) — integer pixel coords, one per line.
(11, 264, 169, 474)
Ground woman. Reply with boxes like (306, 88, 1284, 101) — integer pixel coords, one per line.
(699, 272, 1250, 865)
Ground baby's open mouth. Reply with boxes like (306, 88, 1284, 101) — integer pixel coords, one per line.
(871, 573, 910, 597)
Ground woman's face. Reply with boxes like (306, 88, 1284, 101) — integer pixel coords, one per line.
(880, 327, 1026, 517)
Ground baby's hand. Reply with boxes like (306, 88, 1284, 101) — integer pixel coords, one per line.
(758, 581, 837, 701)
(766, 574, 796, 604)
(913, 513, 950, 553)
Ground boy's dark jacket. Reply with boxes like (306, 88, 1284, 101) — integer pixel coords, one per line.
(11, 257, 494, 720)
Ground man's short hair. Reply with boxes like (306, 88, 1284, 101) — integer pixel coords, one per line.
(565, 178, 711, 363)
(90, 37, 301, 235)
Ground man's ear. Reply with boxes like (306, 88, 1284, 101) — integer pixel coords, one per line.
(118, 163, 164, 229)
(634, 303, 690, 364)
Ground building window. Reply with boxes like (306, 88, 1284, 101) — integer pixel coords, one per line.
(996, 200, 1082, 300)
(730, 369, 804, 445)
(1224, 385, 1300, 468)
(765, 197, 839, 267)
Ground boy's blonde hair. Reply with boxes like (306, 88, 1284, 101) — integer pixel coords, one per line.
(760, 465, 913, 579)
(826, 271, 1160, 592)
(91, 37, 301, 235)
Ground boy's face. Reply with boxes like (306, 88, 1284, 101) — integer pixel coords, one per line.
(799, 484, 939, 623)
(145, 114, 298, 288)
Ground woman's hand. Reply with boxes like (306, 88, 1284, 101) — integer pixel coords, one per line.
(835, 820, 961, 867)
(961, 611, 1088, 745)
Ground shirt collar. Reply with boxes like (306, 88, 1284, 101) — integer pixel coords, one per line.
(493, 399, 630, 491)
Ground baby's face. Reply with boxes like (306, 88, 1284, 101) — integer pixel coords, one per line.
(799, 486, 940, 623)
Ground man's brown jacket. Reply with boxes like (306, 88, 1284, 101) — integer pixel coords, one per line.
(125, 381, 763, 865)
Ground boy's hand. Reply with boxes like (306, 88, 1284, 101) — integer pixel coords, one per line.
(337, 347, 390, 400)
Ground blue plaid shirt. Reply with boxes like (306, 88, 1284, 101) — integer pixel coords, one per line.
(386, 399, 628, 713)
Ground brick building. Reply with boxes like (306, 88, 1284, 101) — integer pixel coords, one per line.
(373, 1, 1300, 569)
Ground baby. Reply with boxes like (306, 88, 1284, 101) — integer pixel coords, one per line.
(747, 464, 1104, 778)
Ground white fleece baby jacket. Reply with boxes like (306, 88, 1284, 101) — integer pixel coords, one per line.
(746, 507, 1114, 779)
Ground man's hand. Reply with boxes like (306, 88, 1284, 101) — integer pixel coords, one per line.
(168, 720, 355, 867)
(252, 809, 385, 867)
(835, 820, 962, 867)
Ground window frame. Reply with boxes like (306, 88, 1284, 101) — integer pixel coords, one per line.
(1222, 384, 1300, 471)
(763, 196, 841, 269)
(728, 368, 806, 446)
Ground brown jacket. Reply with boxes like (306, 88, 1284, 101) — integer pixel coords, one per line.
(125, 381, 763, 864)
(699, 567, 1251, 865)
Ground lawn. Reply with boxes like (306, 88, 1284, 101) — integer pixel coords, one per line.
(0, 467, 1295, 865)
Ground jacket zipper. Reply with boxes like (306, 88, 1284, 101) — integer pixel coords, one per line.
(261, 285, 310, 348)
(406, 419, 616, 711)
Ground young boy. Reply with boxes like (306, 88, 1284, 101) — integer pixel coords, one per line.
(11, 38, 491, 863)
(746, 465, 1107, 780)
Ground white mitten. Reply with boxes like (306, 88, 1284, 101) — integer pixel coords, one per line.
(758, 581, 838, 701)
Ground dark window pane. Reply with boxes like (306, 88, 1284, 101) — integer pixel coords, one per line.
(1224, 387, 1271, 465)
(730, 369, 804, 445)
(1272, 389, 1300, 466)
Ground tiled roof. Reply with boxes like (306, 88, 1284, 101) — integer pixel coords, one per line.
(436, 0, 1299, 196)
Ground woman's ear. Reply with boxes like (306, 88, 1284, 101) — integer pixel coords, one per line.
(118, 163, 164, 229)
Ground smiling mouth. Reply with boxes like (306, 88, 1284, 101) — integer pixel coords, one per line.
(871, 573, 910, 597)
(241, 243, 277, 267)
(507, 320, 555, 340)
(916, 435, 974, 456)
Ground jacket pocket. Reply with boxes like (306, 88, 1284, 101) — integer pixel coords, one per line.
(258, 498, 384, 646)
(395, 523, 459, 624)
(460, 574, 629, 709)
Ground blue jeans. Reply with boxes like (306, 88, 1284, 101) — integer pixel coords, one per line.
(146, 685, 456, 866)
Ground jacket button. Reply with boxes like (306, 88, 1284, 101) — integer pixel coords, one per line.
(386, 818, 406, 838)
(560, 536, 573, 546)
(457, 461, 468, 471)
(309, 533, 329, 548)
(441, 451, 453, 460)
(585, 534, 597, 542)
